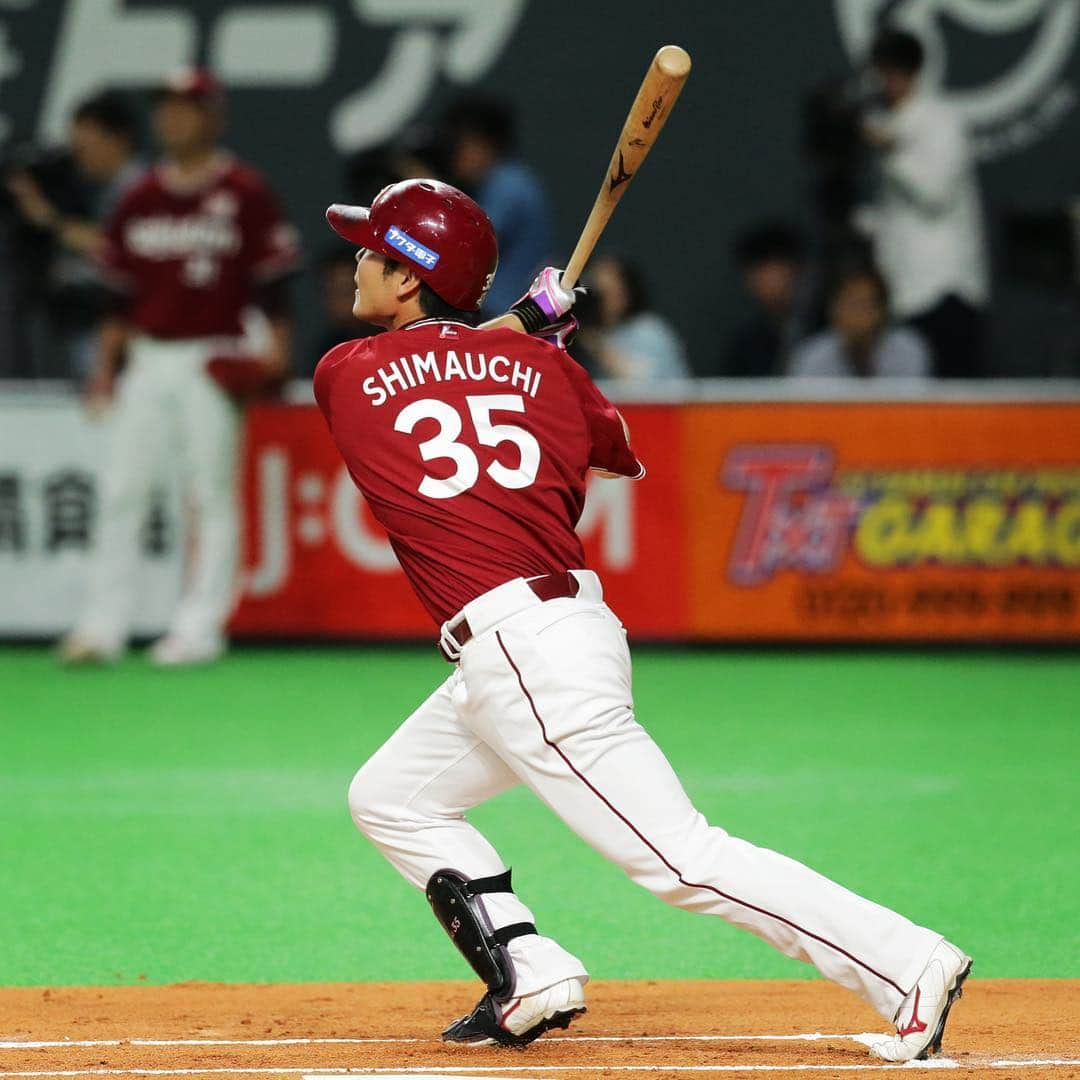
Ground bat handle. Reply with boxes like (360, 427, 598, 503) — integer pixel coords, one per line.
(561, 256, 586, 293)
(561, 230, 597, 292)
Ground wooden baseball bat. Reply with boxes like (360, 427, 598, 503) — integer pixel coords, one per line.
(562, 44, 692, 289)
(484, 44, 691, 331)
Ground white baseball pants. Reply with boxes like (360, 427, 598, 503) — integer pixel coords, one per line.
(348, 572, 942, 1021)
(73, 336, 240, 651)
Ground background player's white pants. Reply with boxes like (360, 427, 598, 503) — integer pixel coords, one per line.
(348, 573, 942, 1022)
(74, 336, 240, 651)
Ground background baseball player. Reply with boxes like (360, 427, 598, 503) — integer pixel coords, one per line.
(315, 179, 971, 1063)
(60, 68, 298, 666)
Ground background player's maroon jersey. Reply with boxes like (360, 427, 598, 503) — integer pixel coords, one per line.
(101, 154, 298, 338)
(314, 319, 644, 625)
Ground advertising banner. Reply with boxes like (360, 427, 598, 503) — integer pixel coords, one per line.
(685, 403, 1080, 641)
(5, 395, 1078, 642)
(0, 397, 183, 636)
(232, 404, 686, 638)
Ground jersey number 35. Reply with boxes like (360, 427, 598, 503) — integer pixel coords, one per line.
(394, 394, 541, 500)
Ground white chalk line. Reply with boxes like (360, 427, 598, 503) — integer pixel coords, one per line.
(3, 1038, 1075, 1073)
(1, 1063, 1079, 1076)
(0, 1035, 877, 1049)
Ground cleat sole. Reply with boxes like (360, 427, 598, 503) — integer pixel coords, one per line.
(511, 1006, 587, 1048)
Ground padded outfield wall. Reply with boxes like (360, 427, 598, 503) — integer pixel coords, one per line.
(3, 381, 1080, 643)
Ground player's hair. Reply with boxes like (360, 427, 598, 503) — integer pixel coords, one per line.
(382, 257, 480, 325)
(72, 91, 140, 147)
(870, 29, 925, 75)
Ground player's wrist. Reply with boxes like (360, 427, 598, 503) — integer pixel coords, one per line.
(510, 267, 583, 334)
(508, 296, 550, 335)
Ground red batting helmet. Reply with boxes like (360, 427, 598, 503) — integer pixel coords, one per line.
(326, 179, 498, 311)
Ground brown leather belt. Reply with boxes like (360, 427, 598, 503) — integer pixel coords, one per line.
(440, 571, 581, 661)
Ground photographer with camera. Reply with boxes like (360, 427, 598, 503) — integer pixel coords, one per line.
(6, 91, 142, 262)
(861, 29, 988, 379)
(4, 91, 143, 379)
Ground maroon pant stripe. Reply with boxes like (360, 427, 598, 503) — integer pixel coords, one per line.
(495, 631, 906, 998)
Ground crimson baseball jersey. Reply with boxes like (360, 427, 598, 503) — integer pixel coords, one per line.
(100, 153, 298, 338)
(314, 319, 645, 625)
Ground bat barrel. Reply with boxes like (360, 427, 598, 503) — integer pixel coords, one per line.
(560, 44, 692, 291)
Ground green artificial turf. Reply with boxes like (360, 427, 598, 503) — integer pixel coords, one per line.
(1, 645, 1077, 986)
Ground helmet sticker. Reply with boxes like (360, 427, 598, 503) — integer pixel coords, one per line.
(385, 224, 440, 269)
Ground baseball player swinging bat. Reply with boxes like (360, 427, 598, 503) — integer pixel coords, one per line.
(486, 44, 692, 337)
(318, 38, 972, 1062)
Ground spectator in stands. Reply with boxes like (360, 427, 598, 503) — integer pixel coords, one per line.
(442, 96, 553, 314)
(578, 254, 690, 382)
(6, 90, 142, 261)
(862, 29, 988, 378)
(790, 263, 929, 377)
(344, 125, 444, 205)
(722, 222, 809, 376)
(306, 248, 375, 373)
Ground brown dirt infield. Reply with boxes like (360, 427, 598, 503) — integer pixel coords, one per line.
(1, 980, 1077, 1079)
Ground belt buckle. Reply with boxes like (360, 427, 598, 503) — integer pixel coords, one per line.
(439, 621, 463, 662)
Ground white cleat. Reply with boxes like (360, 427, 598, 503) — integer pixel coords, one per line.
(502, 977, 587, 1038)
(870, 940, 973, 1062)
(148, 634, 225, 667)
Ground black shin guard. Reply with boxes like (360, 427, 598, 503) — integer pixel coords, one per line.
(426, 868, 535, 1001)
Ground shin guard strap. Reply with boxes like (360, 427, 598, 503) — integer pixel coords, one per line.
(466, 869, 514, 895)
(492, 922, 536, 945)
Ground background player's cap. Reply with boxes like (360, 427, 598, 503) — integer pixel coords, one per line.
(326, 178, 498, 311)
(156, 67, 225, 107)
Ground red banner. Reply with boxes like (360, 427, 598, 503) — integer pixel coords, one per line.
(232, 404, 685, 638)
(232, 401, 1080, 642)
